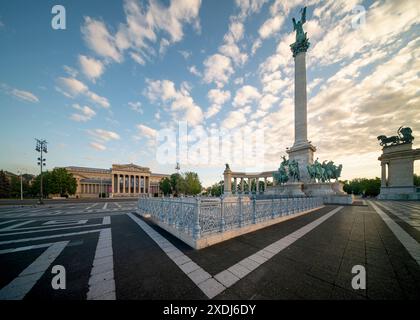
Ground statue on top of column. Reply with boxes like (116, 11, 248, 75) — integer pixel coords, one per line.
(290, 7, 310, 57)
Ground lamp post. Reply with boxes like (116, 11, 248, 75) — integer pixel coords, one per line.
(35, 139, 47, 204)
(17, 169, 23, 201)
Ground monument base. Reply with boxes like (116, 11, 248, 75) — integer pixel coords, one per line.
(303, 182, 335, 196)
(286, 142, 316, 182)
(323, 194, 354, 205)
(282, 182, 306, 196)
(378, 186, 420, 200)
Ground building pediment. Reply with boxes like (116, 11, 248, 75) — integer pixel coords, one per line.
(112, 163, 151, 173)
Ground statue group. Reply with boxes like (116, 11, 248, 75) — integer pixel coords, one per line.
(377, 126, 414, 147)
(307, 159, 342, 183)
(273, 156, 300, 184)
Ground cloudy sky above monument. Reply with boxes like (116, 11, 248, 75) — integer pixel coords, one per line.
(0, 0, 419, 186)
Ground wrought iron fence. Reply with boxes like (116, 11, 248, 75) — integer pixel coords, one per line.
(137, 195, 323, 240)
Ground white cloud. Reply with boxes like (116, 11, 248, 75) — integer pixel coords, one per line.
(90, 142, 106, 151)
(145, 79, 203, 125)
(0, 83, 39, 103)
(205, 89, 231, 118)
(219, 42, 248, 66)
(70, 104, 96, 122)
(222, 110, 247, 129)
(189, 65, 202, 77)
(235, 0, 268, 19)
(81, 17, 122, 63)
(11, 89, 39, 103)
(57, 77, 110, 108)
(258, 15, 285, 39)
(128, 101, 143, 113)
(179, 50, 192, 59)
(251, 39, 262, 55)
(136, 124, 157, 138)
(79, 55, 105, 82)
(233, 85, 261, 107)
(203, 54, 234, 88)
(88, 129, 120, 142)
(208, 89, 231, 105)
(115, 0, 201, 64)
(130, 52, 146, 65)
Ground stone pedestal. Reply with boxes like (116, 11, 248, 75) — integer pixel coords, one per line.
(303, 182, 335, 197)
(282, 182, 306, 196)
(378, 143, 420, 200)
(286, 142, 316, 183)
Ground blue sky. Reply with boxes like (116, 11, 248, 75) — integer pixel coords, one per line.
(0, 0, 419, 186)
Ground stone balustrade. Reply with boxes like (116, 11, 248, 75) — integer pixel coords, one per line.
(137, 195, 323, 249)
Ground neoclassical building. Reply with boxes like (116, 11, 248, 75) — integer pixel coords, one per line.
(65, 164, 169, 198)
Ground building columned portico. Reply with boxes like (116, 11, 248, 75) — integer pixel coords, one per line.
(65, 164, 169, 198)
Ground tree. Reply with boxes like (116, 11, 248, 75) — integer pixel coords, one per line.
(159, 177, 172, 195)
(183, 172, 202, 195)
(415, 174, 420, 187)
(169, 173, 185, 196)
(209, 181, 224, 197)
(0, 170, 11, 198)
(49, 168, 77, 196)
(343, 177, 381, 197)
(30, 169, 76, 198)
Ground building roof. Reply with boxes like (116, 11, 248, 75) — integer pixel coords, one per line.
(64, 166, 111, 174)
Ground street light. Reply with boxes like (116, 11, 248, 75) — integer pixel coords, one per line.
(35, 139, 47, 204)
(17, 169, 24, 201)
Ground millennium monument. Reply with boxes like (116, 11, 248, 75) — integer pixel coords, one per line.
(377, 127, 420, 200)
(223, 7, 352, 204)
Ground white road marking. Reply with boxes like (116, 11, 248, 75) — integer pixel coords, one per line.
(0, 220, 35, 231)
(0, 220, 17, 226)
(114, 202, 122, 209)
(43, 219, 87, 226)
(87, 228, 116, 300)
(128, 206, 344, 299)
(102, 203, 108, 210)
(0, 223, 106, 237)
(0, 241, 68, 300)
(370, 201, 420, 265)
(86, 203, 98, 210)
(102, 216, 111, 225)
(0, 243, 53, 255)
(0, 229, 103, 245)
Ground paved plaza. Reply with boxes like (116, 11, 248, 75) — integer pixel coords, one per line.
(0, 199, 419, 300)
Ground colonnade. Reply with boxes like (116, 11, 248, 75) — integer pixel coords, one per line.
(112, 173, 150, 195)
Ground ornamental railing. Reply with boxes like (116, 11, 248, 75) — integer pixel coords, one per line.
(137, 195, 323, 241)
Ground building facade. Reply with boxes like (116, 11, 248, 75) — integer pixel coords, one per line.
(65, 164, 169, 198)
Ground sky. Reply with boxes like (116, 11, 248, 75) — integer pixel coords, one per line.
(0, 0, 419, 187)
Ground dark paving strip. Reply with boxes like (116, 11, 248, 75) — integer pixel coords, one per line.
(373, 202, 420, 243)
(140, 206, 338, 275)
(25, 235, 97, 300)
(111, 215, 207, 300)
(0, 248, 46, 289)
(219, 205, 420, 300)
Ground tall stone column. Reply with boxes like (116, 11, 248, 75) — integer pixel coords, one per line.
(287, 27, 316, 183)
(241, 178, 244, 194)
(381, 163, 387, 187)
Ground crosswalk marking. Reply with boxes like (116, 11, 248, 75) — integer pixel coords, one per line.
(0, 220, 17, 226)
(0, 241, 69, 300)
(103, 203, 108, 210)
(0, 228, 104, 245)
(0, 220, 35, 231)
(0, 223, 107, 237)
(86, 203, 99, 210)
